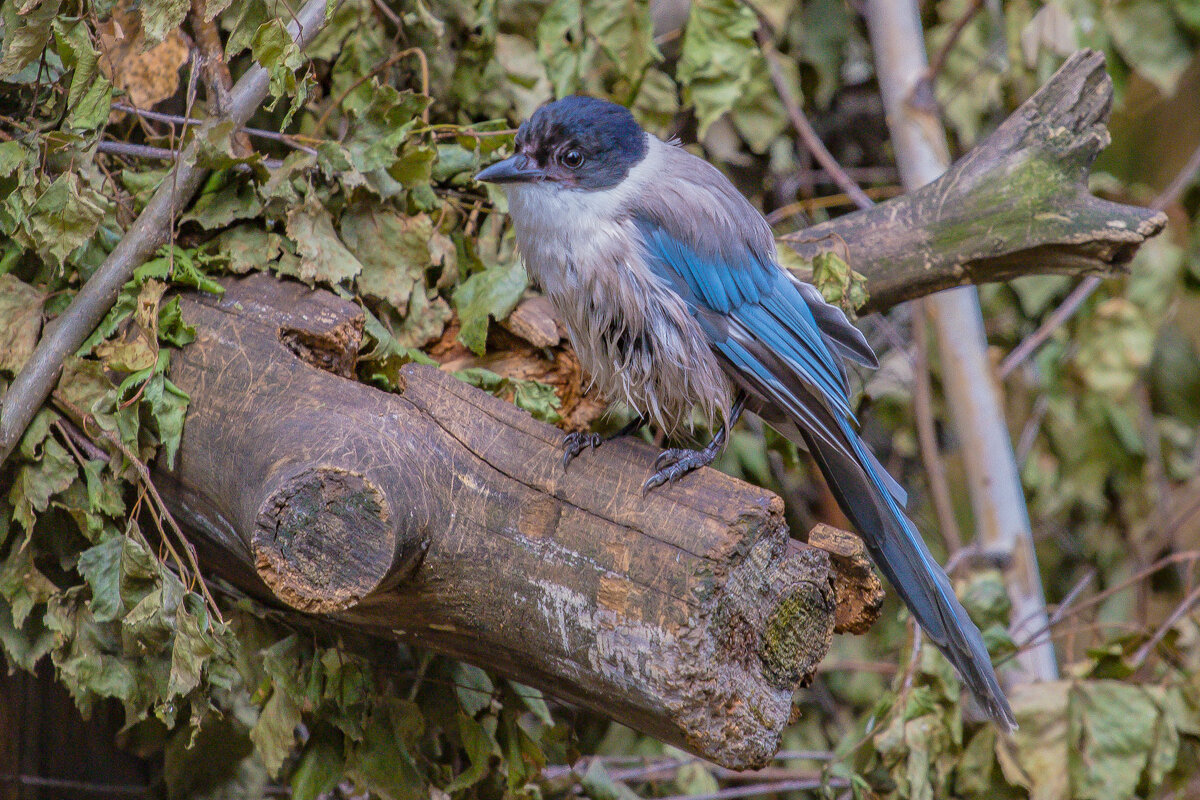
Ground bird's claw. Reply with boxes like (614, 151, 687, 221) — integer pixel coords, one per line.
(641, 448, 713, 495)
(561, 431, 603, 469)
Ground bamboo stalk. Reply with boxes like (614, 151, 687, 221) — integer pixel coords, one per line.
(863, 0, 1058, 686)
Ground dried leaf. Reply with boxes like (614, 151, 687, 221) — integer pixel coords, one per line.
(286, 197, 364, 285)
(0, 274, 45, 374)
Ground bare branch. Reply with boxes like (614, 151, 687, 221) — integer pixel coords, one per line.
(0, 0, 330, 465)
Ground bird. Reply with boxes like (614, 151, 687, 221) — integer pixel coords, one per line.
(475, 95, 1016, 730)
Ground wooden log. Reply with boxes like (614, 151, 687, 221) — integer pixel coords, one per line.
(155, 273, 882, 769)
(786, 49, 1167, 314)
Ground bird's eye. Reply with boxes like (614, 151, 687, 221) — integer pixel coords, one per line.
(562, 149, 584, 169)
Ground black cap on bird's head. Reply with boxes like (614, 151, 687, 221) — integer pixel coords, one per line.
(475, 96, 648, 190)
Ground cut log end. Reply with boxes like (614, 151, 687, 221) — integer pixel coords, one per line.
(759, 580, 835, 688)
(253, 466, 397, 613)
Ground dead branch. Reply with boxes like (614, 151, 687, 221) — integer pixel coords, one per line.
(787, 50, 1167, 314)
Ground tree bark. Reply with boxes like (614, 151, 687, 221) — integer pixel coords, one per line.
(154, 273, 883, 770)
(787, 49, 1166, 314)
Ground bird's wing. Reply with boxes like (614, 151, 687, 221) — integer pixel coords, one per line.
(633, 212, 858, 422)
(635, 221, 907, 508)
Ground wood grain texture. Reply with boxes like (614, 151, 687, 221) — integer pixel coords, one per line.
(155, 273, 881, 769)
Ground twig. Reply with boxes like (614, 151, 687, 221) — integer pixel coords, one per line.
(111, 102, 319, 155)
(97, 139, 285, 169)
(765, 185, 903, 222)
(0, 0, 330, 466)
(189, 0, 254, 156)
(652, 778, 847, 800)
(911, 299, 964, 554)
(756, 30, 875, 211)
(541, 751, 835, 783)
(1014, 393, 1050, 465)
(999, 138, 1200, 378)
(817, 658, 898, 674)
(0, 774, 147, 797)
(923, 0, 984, 85)
(51, 392, 224, 623)
(999, 551, 1200, 666)
(1128, 584, 1200, 669)
(370, 0, 402, 27)
(52, 416, 109, 463)
(1046, 570, 1095, 628)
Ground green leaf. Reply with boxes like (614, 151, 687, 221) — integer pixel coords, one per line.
(182, 175, 264, 230)
(811, 250, 869, 314)
(341, 204, 434, 309)
(1075, 298, 1154, 397)
(536, 0, 591, 97)
(0, 595, 54, 672)
(208, 225, 285, 274)
(77, 536, 124, 623)
(455, 368, 562, 423)
(1069, 681, 1163, 800)
(225, 0, 268, 58)
(143, 374, 190, 469)
(452, 260, 527, 355)
(168, 596, 216, 697)
(290, 725, 344, 800)
(590, 0, 658, 83)
(141, 0, 191, 44)
(251, 687, 303, 777)
(158, 296, 196, 348)
(443, 712, 500, 792)
(345, 698, 427, 800)
(53, 17, 112, 130)
(251, 18, 306, 102)
(8, 437, 77, 530)
(677, 0, 759, 136)
(452, 662, 495, 717)
(1104, 0, 1192, 96)
(509, 680, 553, 725)
(0, 0, 64, 80)
(0, 542, 56, 628)
(23, 172, 105, 266)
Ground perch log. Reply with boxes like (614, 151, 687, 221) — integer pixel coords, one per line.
(153, 273, 883, 770)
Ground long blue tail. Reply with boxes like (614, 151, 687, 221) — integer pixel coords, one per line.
(802, 418, 1016, 730)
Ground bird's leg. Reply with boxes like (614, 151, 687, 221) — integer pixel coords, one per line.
(641, 393, 747, 495)
(561, 414, 647, 469)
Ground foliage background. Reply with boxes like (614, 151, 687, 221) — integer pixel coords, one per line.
(1, 0, 1200, 797)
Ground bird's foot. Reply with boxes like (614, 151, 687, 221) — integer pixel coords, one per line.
(561, 431, 604, 469)
(641, 446, 718, 495)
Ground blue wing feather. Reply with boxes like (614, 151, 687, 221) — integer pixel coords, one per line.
(635, 215, 854, 421)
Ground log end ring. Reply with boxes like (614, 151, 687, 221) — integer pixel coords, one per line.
(253, 466, 395, 613)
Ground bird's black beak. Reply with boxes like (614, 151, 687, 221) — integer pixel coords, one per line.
(475, 154, 545, 184)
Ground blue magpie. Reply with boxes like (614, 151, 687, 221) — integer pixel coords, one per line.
(476, 95, 1015, 729)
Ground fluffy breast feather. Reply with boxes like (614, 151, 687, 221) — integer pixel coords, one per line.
(505, 136, 734, 435)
